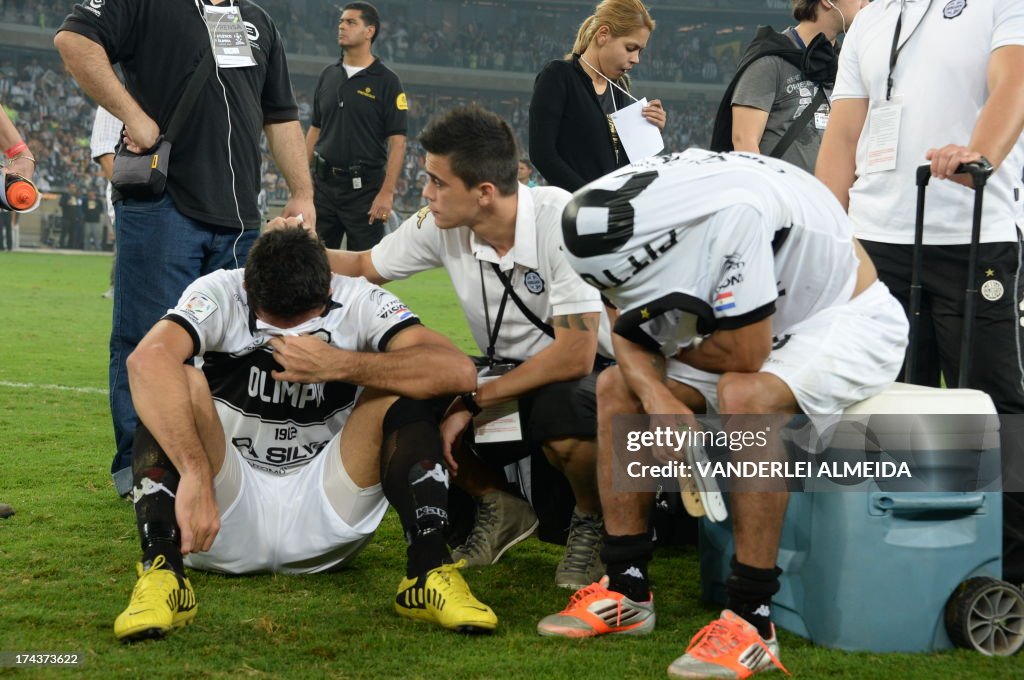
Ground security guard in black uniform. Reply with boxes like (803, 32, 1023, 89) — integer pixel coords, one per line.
(306, 2, 408, 250)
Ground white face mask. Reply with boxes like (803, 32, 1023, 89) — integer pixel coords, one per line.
(254, 315, 326, 337)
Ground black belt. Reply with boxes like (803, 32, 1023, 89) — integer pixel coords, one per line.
(313, 152, 384, 181)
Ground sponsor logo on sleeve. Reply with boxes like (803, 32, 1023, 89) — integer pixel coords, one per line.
(84, 0, 105, 17)
(396, 92, 409, 111)
(376, 296, 414, 320)
(180, 292, 218, 324)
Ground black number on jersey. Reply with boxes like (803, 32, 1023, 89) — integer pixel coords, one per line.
(561, 171, 658, 259)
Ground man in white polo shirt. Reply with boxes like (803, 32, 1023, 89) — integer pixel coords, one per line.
(327, 105, 614, 589)
(816, 0, 1024, 585)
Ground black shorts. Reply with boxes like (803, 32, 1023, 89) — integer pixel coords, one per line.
(469, 370, 602, 545)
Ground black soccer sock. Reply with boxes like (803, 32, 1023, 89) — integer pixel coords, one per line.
(725, 557, 782, 639)
(601, 533, 654, 602)
(132, 424, 184, 575)
(380, 397, 452, 578)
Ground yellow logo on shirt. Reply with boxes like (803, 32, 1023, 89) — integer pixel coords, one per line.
(415, 205, 430, 229)
(396, 92, 408, 111)
(151, 154, 159, 169)
(357, 87, 376, 100)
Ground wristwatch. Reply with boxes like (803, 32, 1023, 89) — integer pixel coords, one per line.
(459, 392, 483, 416)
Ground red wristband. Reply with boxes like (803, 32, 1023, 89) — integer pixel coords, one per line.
(5, 141, 28, 159)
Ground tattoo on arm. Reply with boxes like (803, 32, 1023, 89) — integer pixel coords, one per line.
(552, 313, 598, 332)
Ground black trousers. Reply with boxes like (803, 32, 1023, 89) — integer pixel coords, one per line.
(862, 238, 1024, 582)
(313, 174, 386, 251)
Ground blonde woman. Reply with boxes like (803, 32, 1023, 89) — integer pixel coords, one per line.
(529, 0, 666, 192)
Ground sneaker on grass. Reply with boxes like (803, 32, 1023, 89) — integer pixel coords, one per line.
(554, 507, 604, 588)
(537, 576, 654, 638)
(667, 610, 788, 679)
(451, 490, 538, 567)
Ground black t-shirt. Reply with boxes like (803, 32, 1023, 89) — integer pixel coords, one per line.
(83, 197, 104, 221)
(58, 0, 298, 229)
(311, 57, 407, 169)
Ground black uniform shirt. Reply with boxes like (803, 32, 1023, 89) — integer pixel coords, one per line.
(59, 0, 298, 229)
(311, 57, 407, 169)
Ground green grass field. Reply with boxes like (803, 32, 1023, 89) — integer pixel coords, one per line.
(0, 251, 1020, 679)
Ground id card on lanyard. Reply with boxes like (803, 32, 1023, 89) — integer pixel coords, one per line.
(203, 4, 257, 69)
(865, 0, 935, 174)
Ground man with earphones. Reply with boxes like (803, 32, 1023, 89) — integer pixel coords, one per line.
(54, 0, 315, 498)
(715, 0, 867, 173)
(817, 0, 1024, 587)
(306, 2, 407, 250)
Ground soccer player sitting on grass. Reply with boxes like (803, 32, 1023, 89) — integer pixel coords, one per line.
(538, 150, 908, 679)
(115, 227, 495, 642)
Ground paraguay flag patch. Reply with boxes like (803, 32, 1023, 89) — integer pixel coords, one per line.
(714, 291, 736, 312)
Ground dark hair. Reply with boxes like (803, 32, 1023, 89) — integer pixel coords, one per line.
(792, 0, 820, 22)
(343, 2, 381, 43)
(419, 106, 519, 196)
(244, 227, 331, 320)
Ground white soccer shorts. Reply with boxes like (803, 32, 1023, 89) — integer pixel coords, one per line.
(183, 429, 388, 575)
(666, 280, 909, 415)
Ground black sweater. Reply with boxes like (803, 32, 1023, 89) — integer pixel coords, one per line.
(529, 56, 630, 192)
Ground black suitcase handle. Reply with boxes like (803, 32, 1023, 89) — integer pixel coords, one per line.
(908, 161, 994, 388)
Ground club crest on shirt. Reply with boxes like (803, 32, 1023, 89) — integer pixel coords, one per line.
(981, 279, 1004, 302)
(524, 270, 545, 294)
(942, 0, 967, 19)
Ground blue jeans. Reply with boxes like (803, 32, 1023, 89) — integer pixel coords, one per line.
(110, 194, 258, 494)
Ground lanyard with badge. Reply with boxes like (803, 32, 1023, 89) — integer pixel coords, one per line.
(474, 262, 523, 444)
(200, 0, 257, 69)
(579, 55, 664, 162)
(865, 0, 934, 174)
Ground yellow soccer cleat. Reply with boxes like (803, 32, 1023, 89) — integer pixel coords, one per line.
(114, 555, 197, 642)
(394, 560, 498, 633)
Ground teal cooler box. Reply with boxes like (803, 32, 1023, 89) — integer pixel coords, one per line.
(699, 384, 1003, 653)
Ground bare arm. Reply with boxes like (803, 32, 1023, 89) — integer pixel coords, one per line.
(0, 108, 34, 178)
(53, 31, 159, 150)
(367, 134, 406, 223)
(269, 324, 476, 399)
(127, 321, 212, 477)
(612, 332, 689, 416)
(126, 320, 218, 553)
(265, 119, 315, 228)
(325, 248, 387, 284)
(675, 317, 773, 375)
(731, 105, 770, 154)
(473, 312, 600, 408)
(926, 45, 1024, 181)
(305, 125, 320, 166)
(816, 98, 868, 211)
(98, 154, 114, 181)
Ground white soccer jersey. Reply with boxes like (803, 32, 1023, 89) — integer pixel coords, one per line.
(164, 269, 420, 476)
(561, 149, 860, 355)
(371, 183, 612, 362)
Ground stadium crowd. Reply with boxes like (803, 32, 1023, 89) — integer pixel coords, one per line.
(1, 49, 718, 238)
